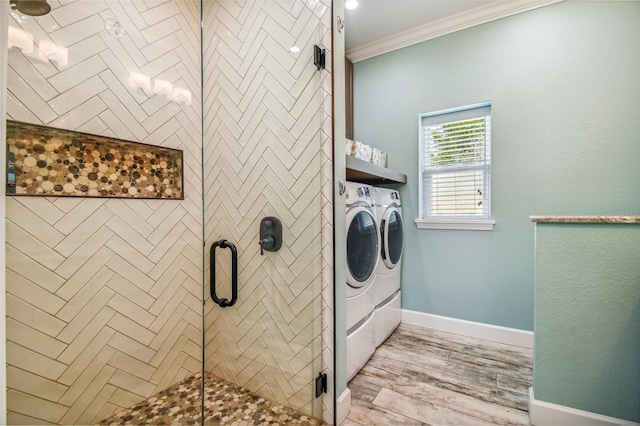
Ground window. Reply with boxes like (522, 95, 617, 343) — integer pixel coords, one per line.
(417, 103, 494, 230)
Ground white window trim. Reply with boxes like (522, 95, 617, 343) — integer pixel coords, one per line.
(415, 218, 495, 231)
(418, 102, 494, 230)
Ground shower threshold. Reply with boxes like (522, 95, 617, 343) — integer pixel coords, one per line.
(100, 372, 322, 425)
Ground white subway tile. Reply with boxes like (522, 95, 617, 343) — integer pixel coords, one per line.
(48, 54, 108, 93)
(51, 0, 109, 28)
(48, 75, 107, 116)
(7, 67, 58, 123)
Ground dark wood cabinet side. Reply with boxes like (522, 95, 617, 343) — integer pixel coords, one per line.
(345, 56, 354, 140)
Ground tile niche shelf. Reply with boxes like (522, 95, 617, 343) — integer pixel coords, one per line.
(346, 155, 407, 185)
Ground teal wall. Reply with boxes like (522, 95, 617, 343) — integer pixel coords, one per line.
(534, 223, 640, 422)
(353, 1, 640, 331)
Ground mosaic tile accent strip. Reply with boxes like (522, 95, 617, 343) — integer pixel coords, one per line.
(6, 120, 183, 199)
(100, 373, 323, 426)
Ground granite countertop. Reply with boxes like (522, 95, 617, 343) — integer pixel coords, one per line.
(531, 216, 640, 224)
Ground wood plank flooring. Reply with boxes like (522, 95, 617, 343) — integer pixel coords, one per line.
(346, 324, 532, 425)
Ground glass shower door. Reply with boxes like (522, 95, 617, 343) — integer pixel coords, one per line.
(201, 0, 330, 421)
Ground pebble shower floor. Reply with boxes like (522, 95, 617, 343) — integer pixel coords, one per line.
(100, 373, 322, 425)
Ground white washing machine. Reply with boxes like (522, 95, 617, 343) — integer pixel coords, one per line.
(372, 187, 404, 347)
(345, 181, 378, 381)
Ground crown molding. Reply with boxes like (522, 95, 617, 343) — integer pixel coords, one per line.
(346, 0, 565, 63)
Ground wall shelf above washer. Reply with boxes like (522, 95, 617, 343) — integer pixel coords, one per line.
(346, 155, 407, 185)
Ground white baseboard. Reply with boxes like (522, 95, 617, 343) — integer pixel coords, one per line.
(401, 310, 534, 348)
(336, 387, 351, 426)
(529, 388, 640, 426)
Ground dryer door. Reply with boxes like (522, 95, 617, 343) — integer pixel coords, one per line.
(381, 207, 403, 269)
(346, 206, 378, 288)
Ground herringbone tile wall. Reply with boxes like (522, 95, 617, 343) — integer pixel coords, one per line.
(201, 0, 333, 421)
(5, 0, 203, 423)
(6, 0, 335, 423)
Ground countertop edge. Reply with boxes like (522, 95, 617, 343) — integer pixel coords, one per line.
(531, 216, 640, 224)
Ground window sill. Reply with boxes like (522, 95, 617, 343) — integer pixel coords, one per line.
(415, 219, 495, 231)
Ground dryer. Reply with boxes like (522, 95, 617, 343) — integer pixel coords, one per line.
(345, 181, 377, 381)
(372, 187, 404, 347)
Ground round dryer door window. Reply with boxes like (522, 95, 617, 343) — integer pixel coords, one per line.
(382, 209, 403, 268)
(347, 210, 378, 286)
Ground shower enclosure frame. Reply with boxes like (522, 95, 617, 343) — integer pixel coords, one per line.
(1, 0, 9, 420)
(0, 2, 346, 422)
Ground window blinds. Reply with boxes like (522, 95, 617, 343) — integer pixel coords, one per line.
(419, 103, 491, 219)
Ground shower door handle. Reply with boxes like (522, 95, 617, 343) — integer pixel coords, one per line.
(210, 239, 238, 308)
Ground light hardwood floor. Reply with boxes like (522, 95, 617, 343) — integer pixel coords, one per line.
(346, 324, 532, 425)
